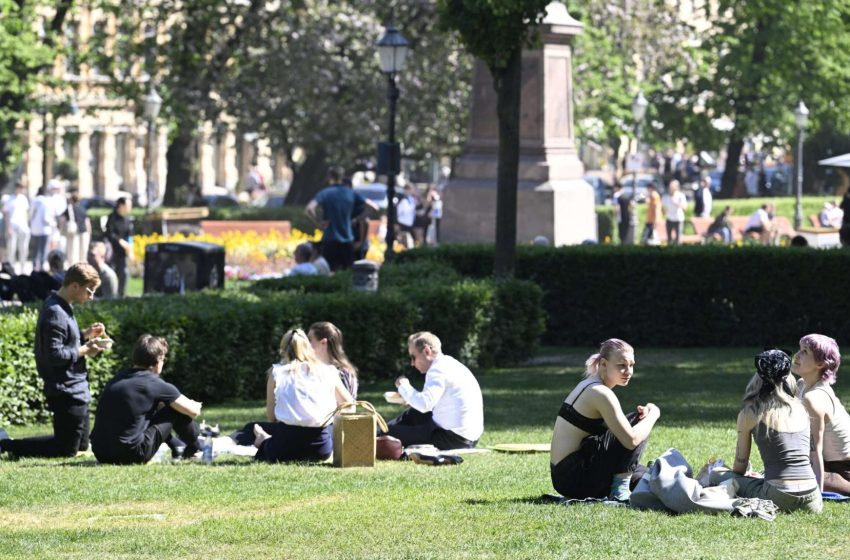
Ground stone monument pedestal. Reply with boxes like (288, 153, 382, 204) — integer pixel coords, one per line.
(442, 2, 595, 246)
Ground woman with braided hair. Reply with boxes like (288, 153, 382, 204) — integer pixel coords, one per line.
(709, 349, 822, 513)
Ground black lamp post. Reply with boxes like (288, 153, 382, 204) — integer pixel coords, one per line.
(377, 24, 409, 262)
(144, 86, 162, 210)
(39, 105, 51, 188)
(793, 100, 809, 230)
(629, 90, 648, 244)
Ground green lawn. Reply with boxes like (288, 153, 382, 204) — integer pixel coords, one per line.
(2, 348, 849, 559)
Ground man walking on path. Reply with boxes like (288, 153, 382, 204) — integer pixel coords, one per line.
(0, 263, 105, 458)
(306, 168, 377, 271)
(104, 197, 133, 297)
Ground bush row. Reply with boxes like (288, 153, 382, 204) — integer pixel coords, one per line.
(395, 244, 850, 348)
(0, 264, 544, 424)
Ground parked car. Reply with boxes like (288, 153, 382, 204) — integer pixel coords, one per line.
(353, 183, 404, 210)
(583, 175, 613, 205)
(80, 196, 115, 210)
(619, 173, 664, 203)
(262, 195, 287, 209)
(762, 165, 792, 196)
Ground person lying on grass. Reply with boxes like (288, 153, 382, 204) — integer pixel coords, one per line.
(792, 334, 850, 495)
(230, 328, 354, 463)
(709, 349, 822, 513)
(90, 334, 203, 464)
(550, 339, 660, 501)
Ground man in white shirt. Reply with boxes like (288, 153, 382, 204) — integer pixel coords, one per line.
(3, 183, 30, 274)
(388, 331, 484, 450)
(29, 186, 56, 272)
(661, 180, 688, 246)
(744, 203, 778, 245)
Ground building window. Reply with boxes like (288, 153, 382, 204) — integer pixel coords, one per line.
(90, 21, 108, 77)
(64, 22, 80, 76)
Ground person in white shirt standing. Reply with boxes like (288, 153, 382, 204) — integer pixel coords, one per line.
(29, 186, 56, 272)
(388, 331, 484, 450)
(661, 180, 688, 246)
(3, 183, 30, 274)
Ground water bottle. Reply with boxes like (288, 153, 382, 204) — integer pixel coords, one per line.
(202, 435, 213, 464)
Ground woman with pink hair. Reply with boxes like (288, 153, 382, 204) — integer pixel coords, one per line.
(792, 333, 850, 494)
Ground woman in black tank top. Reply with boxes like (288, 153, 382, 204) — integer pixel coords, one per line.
(550, 339, 661, 501)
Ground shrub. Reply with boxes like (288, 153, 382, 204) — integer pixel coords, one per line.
(396, 244, 850, 348)
(0, 269, 545, 423)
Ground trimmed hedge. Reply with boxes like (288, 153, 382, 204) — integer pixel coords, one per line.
(396, 244, 850, 348)
(0, 264, 544, 425)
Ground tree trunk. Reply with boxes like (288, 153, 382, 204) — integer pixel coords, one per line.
(492, 49, 522, 278)
(721, 136, 744, 198)
(286, 149, 328, 206)
(164, 128, 194, 206)
(721, 19, 767, 199)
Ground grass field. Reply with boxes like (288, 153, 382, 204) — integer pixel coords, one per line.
(2, 347, 849, 559)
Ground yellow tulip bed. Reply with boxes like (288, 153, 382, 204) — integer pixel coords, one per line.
(131, 228, 390, 279)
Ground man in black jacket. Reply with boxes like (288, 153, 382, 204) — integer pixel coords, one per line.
(0, 263, 106, 457)
(104, 197, 133, 297)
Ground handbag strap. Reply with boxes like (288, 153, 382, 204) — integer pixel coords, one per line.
(322, 400, 389, 433)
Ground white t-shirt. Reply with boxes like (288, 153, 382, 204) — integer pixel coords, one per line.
(271, 362, 339, 427)
(29, 195, 55, 236)
(746, 208, 769, 230)
(3, 194, 30, 230)
(662, 191, 687, 222)
(396, 195, 416, 227)
(397, 354, 484, 442)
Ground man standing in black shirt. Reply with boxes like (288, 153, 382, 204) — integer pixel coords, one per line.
(91, 334, 203, 464)
(104, 197, 133, 297)
(0, 263, 105, 457)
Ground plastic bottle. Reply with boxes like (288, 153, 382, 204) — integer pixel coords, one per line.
(202, 435, 213, 464)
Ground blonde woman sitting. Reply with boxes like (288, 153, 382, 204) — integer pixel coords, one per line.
(231, 328, 354, 462)
(710, 349, 822, 513)
(550, 339, 660, 501)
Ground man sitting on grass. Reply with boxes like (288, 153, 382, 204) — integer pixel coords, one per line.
(386, 332, 484, 450)
(90, 334, 203, 464)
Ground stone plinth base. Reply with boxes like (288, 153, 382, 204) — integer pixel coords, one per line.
(441, 179, 597, 246)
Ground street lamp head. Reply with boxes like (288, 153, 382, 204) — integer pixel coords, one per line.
(144, 87, 162, 120)
(632, 90, 649, 123)
(794, 100, 809, 130)
(377, 24, 409, 74)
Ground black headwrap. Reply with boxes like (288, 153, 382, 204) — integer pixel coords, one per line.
(755, 349, 794, 397)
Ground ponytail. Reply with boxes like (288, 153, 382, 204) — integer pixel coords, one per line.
(584, 339, 634, 379)
(584, 353, 603, 378)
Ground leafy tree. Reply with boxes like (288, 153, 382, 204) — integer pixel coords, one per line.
(219, 0, 472, 204)
(92, 0, 471, 206)
(566, 0, 716, 170)
(692, 0, 850, 197)
(0, 0, 73, 183)
(436, 0, 549, 277)
(92, 0, 267, 204)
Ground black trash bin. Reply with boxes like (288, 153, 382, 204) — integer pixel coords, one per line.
(144, 241, 225, 294)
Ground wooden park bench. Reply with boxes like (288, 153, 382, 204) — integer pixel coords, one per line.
(147, 207, 209, 236)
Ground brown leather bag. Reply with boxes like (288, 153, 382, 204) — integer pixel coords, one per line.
(376, 435, 404, 460)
